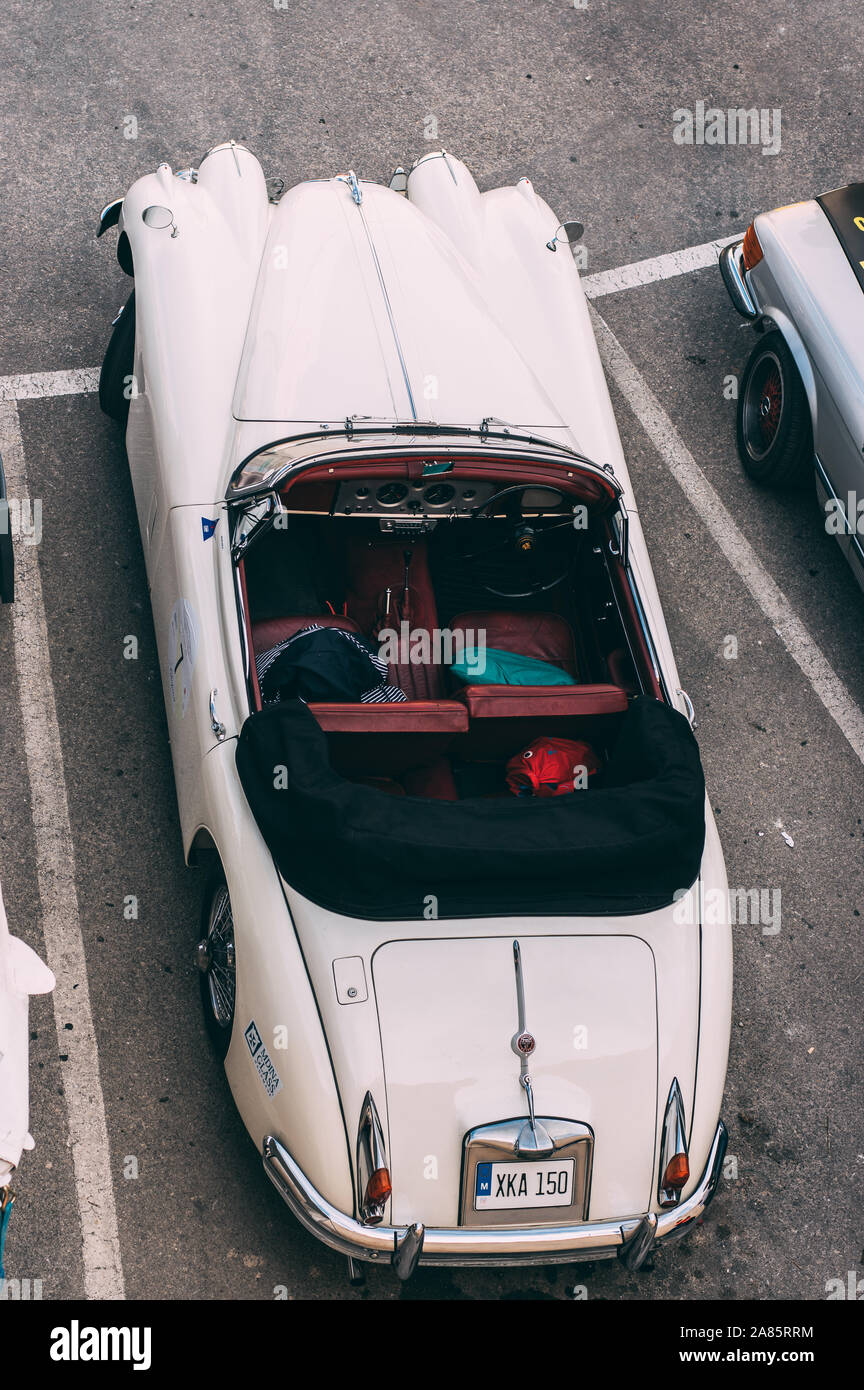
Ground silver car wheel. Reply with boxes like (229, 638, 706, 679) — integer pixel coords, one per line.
(200, 884, 236, 1030)
(741, 348, 784, 463)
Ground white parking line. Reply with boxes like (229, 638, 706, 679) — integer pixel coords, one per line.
(582, 232, 740, 299)
(590, 305, 864, 767)
(0, 368, 99, 401)
(0, 400, 125, 1299)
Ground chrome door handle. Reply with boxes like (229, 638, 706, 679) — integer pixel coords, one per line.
(209, 688, 226, 741)
(677, 689, 696, 729)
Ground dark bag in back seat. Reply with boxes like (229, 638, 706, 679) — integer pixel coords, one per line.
(256, 625, 407, 705)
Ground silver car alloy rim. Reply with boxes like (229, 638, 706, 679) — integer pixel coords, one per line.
(203, 885, 236, 1029)
(742, 349, 784, 463)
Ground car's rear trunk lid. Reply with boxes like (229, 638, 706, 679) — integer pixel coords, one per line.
(372, 933, 657, 1226)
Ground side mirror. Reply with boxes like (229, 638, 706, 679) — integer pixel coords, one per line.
(546, 220, 585, 252)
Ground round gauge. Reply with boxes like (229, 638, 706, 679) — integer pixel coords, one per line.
(423, 483, 457, 507)
(355, 486, 370, 499)
(375, 482, 409, 507)
(462, 488, 477, 501)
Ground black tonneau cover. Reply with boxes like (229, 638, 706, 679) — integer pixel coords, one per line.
(236, 697, 706, 920)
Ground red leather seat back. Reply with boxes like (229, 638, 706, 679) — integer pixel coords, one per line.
(314, 701, 469, 777)
(456, 684, 629, 720)
(449, 610, 580, 681)
(307, 701, 468, 734)
(251, 613, 361, 656)
(339, 535, 446, 699)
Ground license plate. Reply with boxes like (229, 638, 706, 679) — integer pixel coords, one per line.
(473, 1158, 576, 1211)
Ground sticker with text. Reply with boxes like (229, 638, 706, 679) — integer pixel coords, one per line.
(244, 1020, 282, 1099)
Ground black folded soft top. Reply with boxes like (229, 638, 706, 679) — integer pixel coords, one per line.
(235, 696, 706, 920)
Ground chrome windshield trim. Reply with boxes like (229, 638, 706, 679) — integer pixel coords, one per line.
(261, 1120, 726, 1274)
(226, 427, 621, 503)
(627, 563, 668, 699)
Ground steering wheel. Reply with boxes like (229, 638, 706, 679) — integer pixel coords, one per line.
(463, 484, 578, 599)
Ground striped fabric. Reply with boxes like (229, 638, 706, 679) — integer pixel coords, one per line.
(256, 624, 408, 706)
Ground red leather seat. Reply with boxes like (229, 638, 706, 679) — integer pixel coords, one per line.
(448, 610, 628, 733)
(449, 611, 581, 680)
(251, 613, 361, 655)
(306, 700, 468, 733)
(455, 684, 629, 719)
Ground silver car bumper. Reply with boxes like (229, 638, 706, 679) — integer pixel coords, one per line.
(262, 1120, 727, 1278)
(719, 239, 760, 320)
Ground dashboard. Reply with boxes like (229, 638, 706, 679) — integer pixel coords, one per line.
(331, 479, 568, 520)
(333, 477, 497, 518)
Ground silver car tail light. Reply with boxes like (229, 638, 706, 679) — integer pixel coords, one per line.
(658, 1077, 690, 1209)
(356, 1091, 392, 1225)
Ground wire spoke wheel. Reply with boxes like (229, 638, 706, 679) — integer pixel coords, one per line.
(197, 878, 236, 1054)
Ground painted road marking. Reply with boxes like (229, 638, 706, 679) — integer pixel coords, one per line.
(0, 368, 99, 401)
(581, 232, 741, 299)
(0, 400, 125, 1299)
(589, 305, 864, 767)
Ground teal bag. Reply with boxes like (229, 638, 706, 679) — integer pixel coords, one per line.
(450, 646, 576, 686)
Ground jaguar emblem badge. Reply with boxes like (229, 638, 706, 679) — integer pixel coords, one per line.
(514, 1030, 536, 1056)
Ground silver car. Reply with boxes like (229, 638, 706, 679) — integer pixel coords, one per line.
(720, 183, 864, 589)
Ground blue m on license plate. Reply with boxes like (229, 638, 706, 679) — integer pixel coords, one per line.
(474, 1158, 576, 1211)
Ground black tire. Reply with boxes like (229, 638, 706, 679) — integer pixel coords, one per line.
(197, 870, 236, 1060)
(98, 290, 135, 424)
(736, 330, 813, 488)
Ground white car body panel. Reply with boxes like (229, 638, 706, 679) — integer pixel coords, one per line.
(0, 881, 55, 1180)
(108, 146, 732, 1271)
(406, 155, 635, 502)
(373, 935, 659, 1224)
(278, 823, 727, 1230)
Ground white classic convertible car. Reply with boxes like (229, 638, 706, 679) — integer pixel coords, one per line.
(98, 146, 731, 1280)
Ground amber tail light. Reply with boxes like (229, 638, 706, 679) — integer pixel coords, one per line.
(741, 222, 764, 272)
(659, 1152, 690, 1203)
(364, 1167, 393, 1211)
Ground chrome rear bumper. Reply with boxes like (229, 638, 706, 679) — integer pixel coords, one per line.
(262, 1120, 727, 1278)
(719, 239, 760, 320)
